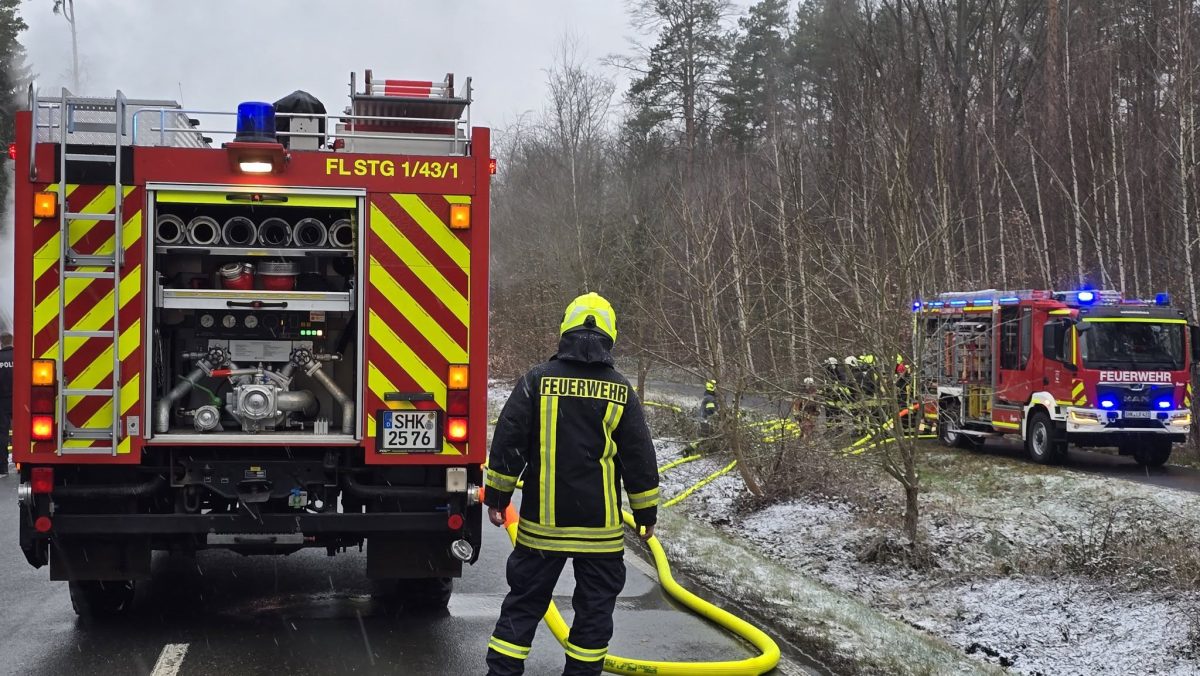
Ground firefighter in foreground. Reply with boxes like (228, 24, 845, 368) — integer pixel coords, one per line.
(483, 293, 660, 676)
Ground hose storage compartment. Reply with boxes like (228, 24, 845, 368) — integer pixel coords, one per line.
(185, 216, 221, 246)
(257, 217, 292, 247)
(221, 216, 258, 246)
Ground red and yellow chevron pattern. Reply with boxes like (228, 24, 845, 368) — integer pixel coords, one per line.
(365, 193, 471, 457)
(29, 184, 144, 456)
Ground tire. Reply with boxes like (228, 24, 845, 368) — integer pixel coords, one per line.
(69, 580, 136, 618)
(1133, 440, 1172, 468)
(938, 402, 981, 449)
(1026, 411, 1065, 464)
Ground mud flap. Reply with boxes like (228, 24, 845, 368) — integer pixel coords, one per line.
(50, 538, 151, 581)
(367, 536, 462, 579)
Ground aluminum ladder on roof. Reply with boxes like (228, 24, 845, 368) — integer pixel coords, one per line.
(54, 88, 127, 456)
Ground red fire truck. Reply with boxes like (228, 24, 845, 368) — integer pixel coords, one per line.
(11, 71, 489, 615)
(914, 289, 1197, 466)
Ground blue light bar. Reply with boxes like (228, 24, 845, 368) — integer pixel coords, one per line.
(234, 101, 277, 143)
(998, 297, 1020, 304)
(949, 300, 968, 307)
(973, 299, 993, 306)
(1100, 399, 1115, 409)
(1157, 399, 1172, 410)
(1077, 290, 1096, 304)
(928, 301, 945, 308)
(1155, 292, 1170, 306)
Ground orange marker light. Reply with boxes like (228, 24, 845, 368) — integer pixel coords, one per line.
(33, 192, 57, 218)
(449, 204, 471, 230)
(31, 415, 54, 441)
(447, 417, 468, 443)
(448, 364, 469, 390)
(32, 360, 55, 386)
(488, 158, 497, 175)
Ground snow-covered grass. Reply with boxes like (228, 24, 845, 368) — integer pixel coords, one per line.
(655, 435, 1200, 675)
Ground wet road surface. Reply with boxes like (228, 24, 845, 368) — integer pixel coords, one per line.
(0, 474, 803, 676)
(946, 437, 1200, 494)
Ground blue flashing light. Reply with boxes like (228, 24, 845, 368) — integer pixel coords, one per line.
(234, 101, 277, 143)
(1100, 399, 1116, 409)
(1155, 292, 1171, 306)
(929, 301, 945, 308)
(949, 300, 968, 307)
(912, 301, 922, 311)
(973, 299, 993, 306)
(1077, 290, 1096, 304)
(998, 297, 1020, 304)
(1157, 399, 1172, 410)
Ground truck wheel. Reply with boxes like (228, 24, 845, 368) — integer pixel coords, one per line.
(69, 580, 135, 618)
(1026, 411, 1065, 464)
(939, 403, 981, 449)
(1133, 440, 1172, 468)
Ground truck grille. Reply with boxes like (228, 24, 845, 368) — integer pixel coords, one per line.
(1096, 384, 1174, 411)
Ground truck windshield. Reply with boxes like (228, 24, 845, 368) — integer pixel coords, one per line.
(1080, 321, 1185, 371)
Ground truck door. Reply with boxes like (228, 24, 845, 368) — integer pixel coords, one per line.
(997, 305, 1034, 404)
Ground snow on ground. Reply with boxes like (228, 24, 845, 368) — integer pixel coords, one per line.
(654, 438, 1200, 675)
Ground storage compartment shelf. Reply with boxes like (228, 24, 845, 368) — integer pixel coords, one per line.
(154, 245, 354, 258)
(156, 287, 355, 312)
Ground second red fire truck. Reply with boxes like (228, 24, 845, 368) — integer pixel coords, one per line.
(915, 289, 1197, 466)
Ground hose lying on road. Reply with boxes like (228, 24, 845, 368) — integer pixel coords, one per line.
(502, 500, 781, 675)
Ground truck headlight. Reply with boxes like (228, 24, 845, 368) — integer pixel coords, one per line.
(1170, 412, 1192, 427)
(1069, 410, 1102, 425)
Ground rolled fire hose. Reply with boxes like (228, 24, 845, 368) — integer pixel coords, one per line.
(293, 217, 329, 248)
(328, 218, 354, 249)
(185, 215, 222, 246)
(222, 216, 258, 247)
(257, 217, 292, 247)
(502, 480, 781, 675)
(155, 214, 187, 245)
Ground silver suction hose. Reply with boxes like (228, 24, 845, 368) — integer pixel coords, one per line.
(328, 219, 354, 249)
(185, 216, 222, 246)
(221, 216, 258, 247)
(155, 214, 187, 245)
(257, 217, 292, 247)
(292, 217, 329, 248)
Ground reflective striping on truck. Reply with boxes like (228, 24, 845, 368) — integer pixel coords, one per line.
(28, 184, 145, 454)
(364, 193, 471, 457)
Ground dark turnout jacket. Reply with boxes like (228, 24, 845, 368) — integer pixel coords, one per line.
(485, 331, 659, 558)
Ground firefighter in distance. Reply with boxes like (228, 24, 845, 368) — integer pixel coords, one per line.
(483, 292, 660, 676)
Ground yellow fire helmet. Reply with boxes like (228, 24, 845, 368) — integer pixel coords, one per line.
(560, 292, 617, 343)
(705, 380, 717, 393)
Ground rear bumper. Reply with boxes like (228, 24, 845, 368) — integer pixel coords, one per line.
(48, 512, 453, 536)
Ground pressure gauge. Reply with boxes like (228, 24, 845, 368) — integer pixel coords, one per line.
(199, 313, 215, 329)
(222, 314, 237, 329)
(244, 315, 259, 329)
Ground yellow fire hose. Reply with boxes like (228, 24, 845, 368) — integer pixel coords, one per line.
(501, 500, 781, 675)
(657, 454, 702, 473)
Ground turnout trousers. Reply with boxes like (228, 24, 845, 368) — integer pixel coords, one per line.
(486, 546, 626, 676)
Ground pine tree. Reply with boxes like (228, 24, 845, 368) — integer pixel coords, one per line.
(718, 0, 789, 145)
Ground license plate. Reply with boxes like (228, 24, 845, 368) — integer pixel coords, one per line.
(1125, 411, 1153, 419)
(377, 410, 442, 453)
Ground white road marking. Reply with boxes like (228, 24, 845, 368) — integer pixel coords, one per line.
(150, 643, 189, 676)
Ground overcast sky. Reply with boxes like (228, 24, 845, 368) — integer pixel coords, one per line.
(20, 0, 648, 130)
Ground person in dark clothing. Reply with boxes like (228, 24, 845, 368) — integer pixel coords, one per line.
(0, 333, 12, 476)
(484, 292, 660, 676)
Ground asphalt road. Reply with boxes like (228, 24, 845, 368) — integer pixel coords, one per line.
(0, 472, 804, 676)
(962, 437, 1200, 494)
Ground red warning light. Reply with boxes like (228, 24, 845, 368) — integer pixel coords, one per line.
(7, 143, 16, 160)
(488, 158, 497, 175)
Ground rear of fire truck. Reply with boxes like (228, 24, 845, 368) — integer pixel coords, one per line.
(11, 71, 489, 616)
(915, 289, 1197, 467)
